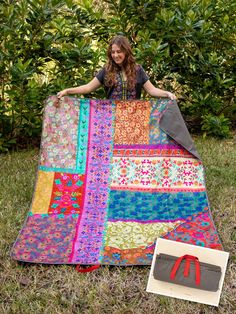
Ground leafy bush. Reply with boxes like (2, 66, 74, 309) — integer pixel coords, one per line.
(0, 0, 100, 152)
(87, 0, 235, 135)
(201, 114, 231, 138)
(0, 0, 235, 151)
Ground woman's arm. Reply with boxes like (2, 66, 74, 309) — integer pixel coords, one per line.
(143, 80, 176, 100)
(57, 77, 102, 98)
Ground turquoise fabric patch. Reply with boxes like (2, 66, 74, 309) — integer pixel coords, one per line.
(76, 99, 90, 172)
(107, 190, 208, 221)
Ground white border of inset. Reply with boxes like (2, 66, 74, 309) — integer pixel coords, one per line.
(146, 239, 229, 306)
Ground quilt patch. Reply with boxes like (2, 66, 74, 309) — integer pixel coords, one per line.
(48, 173, 85, 215)
(11, 214, 78, 263)
(114, 100, 151, 144)
(110, 156, 204, 191)
(11, 97, 222, 265)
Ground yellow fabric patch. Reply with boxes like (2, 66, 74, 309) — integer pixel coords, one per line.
(31, 171, 54, 214)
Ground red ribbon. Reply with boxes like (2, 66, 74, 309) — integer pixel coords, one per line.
(170, 254, 201, 285)
(76, 264, 100, 273)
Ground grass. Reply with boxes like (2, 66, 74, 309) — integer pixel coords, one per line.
(0, 136, 236, 314)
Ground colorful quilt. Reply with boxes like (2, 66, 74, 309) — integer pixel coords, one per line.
(11, 96, 222, 266)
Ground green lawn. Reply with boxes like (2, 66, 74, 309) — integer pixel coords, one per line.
(0, 137, 235, 314)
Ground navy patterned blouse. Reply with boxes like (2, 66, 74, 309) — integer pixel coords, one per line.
(96, 64, 149, 100)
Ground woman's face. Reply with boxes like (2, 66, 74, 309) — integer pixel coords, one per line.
(111, 44, 126, 66)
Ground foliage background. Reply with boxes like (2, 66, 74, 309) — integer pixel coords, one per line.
(1, 0, 236, 151)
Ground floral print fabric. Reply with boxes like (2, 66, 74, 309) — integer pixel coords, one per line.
(110, 156, 204, 192)
(40, 97, 80, 171)
(11, 214, 78, 263)
(104, 221, 181, 249)
(114, 100, 151, 144)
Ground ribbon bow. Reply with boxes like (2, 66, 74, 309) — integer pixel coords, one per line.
(170, 254, 201, 285)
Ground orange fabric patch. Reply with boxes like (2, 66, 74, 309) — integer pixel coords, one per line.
(114, 101, 151, 144)
(102, 246, 153, 265)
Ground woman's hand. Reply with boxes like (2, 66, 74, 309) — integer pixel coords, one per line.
(57, 89, 68, 99)
(166, 91, 177, 100)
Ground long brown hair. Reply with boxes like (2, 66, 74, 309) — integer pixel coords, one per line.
(105, 35, 137, 90)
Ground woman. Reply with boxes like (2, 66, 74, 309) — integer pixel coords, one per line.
(57, 35, 176, 100)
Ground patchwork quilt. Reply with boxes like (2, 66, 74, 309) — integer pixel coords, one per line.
(11, 96, 222, 265)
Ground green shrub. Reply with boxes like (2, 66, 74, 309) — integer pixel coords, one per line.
(0, 0, 235, 151)
(201, 114, 231, 138)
